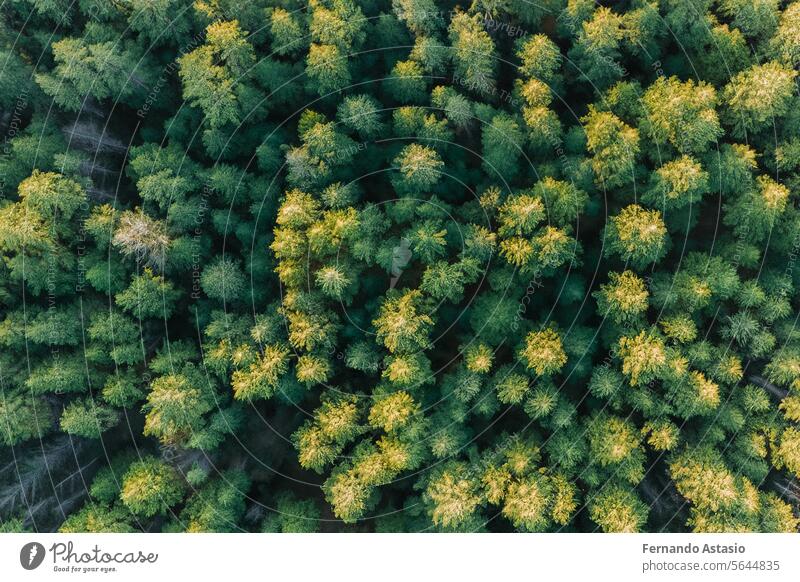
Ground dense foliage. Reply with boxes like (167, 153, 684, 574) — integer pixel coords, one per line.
(1, 0, 799, 533)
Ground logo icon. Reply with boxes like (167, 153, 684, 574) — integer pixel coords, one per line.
(20, 542, 45, 570)
(390, 238, 412, 289)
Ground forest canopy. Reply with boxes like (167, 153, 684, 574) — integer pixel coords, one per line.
(0, 0, 799, 533)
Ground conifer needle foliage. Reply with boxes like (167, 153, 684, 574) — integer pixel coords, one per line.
(0, 0, 799, 532)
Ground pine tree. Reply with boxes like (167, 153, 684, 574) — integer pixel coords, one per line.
(641, 77, 722, 154)
(583, 108, 640, 188)
(603, 204, 668, 269)
(723, 61, 798, 138)
(120, 457, 185, 518)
